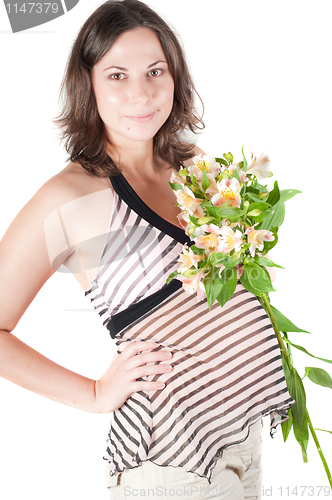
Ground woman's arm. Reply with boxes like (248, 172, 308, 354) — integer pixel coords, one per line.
(0, 173, 172, 414)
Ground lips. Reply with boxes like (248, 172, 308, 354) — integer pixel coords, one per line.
(125, 112, 156, 123)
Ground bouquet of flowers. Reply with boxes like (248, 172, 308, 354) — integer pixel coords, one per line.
(167, 149, 332, 486)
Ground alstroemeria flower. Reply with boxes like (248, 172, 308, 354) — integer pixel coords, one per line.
(189, 154, 220, 181)
(177, 211, 190, 232)
(176, 269, 206, 301)
(227, 163, 248, 184)
(178, 244, 204, 273)
(245, 225, 274, 257)
(174, 186, 204, 217)
(170, 170, 185, 185)
(211, 178, 241, 208)
(219, 226, 243, 254)
(194, 224, 225, 256)
(247, 152, 271, 179)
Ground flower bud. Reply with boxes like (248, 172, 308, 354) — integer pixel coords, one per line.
(197, 216, 213, 225)
(247, 209, 261, 217)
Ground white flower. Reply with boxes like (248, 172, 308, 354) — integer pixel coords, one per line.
(219, 226, 243, 254)
(189, 154, 220, 180)
(247, 152, 271, 179)
(245, 225, 274, 256)
(178, 244, 204, 273)
(174, 186, 204, 217)
(177, 269, 206, 301)
(211, 178, 242, 208)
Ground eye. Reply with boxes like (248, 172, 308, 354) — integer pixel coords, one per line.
(108, 73, 126, 81)
(148, 68, 163, 77)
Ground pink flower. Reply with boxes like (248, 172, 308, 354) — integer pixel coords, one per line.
(211, 178, 242, 208)
(219, 226, 243, 254)
(189, 154, 220, 180)
(177, 212, 190, 232)
(177, 269, 206, 301)
(247, 152, 271, 179)
(174, 185, 204, 217)
(194, 224, 225, 256)
(178, 244, 204, 273)
(170, 170, 185, 185)
(245, 225, 274, 256)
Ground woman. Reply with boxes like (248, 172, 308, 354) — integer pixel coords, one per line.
(0, 1, 293, 498)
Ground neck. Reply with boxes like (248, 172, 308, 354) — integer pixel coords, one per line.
(108, 138, 166, 178)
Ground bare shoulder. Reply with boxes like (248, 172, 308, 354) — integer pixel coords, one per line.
(31, 162, 112, 219)
(193, 145, 206, 156)
(0, 162, 112, 331)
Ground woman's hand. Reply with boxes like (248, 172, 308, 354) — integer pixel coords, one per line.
(94, 341, 173, 413)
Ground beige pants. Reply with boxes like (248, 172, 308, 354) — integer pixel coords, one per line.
(106, 419, 263, 500)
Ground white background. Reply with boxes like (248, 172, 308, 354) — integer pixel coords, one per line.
(1, 1, 332, 498)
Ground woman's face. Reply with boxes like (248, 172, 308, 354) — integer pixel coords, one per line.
(92, 28, 174, 148)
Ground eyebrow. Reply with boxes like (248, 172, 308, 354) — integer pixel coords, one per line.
(103, 60, 167, 72)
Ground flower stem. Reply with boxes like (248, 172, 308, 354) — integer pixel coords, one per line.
(305, 409, 332, 488)
(260, 293, 332, 488)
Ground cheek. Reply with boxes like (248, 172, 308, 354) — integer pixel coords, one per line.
(162, 80, 175, 114)
(94, 84, 123, 122)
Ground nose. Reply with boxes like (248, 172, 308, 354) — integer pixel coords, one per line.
(128, 78, 150, 104)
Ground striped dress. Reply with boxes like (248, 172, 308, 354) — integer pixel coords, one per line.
(85, 172, 293, 483)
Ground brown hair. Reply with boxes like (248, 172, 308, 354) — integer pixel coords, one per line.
(54, 0, 204, 177)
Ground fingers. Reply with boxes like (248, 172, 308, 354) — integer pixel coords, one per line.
(120, 341, 173, 368)
(120, 341, 161, 360)
(133, 380, 166, 392)
(133, 361, 173, 381)
(112, 341, 174, 400)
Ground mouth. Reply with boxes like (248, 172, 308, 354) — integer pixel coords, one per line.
(125, 112, 156, 123)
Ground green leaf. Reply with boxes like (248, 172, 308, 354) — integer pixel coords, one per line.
(247, 201, 272, 222)
(269, 305, 309, 333)
(282, 408, 293, 442)
(216, 157, 228, 167)
(231, 168, 242, 185)
(243, 262, 275, 294)
(202, 166, 210, 193)
(203, 267, 224, 310)
(168, 182, 183, 191)
(246, 192, 264, 203)
(208, 252, 240, 268)
(280, 189, 301, 202)
(166, 271, 178, 284)
(282, 357, 306, 428)
(204, 205, 221, 219)
(248, 201, 271, 212)
(305, 367, 332, 389)
(189, 245, 206, 255)
(189, 214, 199, 226)
(217, 206, 246, 222)
(217, 267, 238, 307)
(283, 337, 332, 364)
(240, 266, 265, 296)
(241, 145, 248, 171)
(258, 200, 285, 231)
(267, 180, 280, 205)
(293, 412, 309, 459)
(262, 229, 278, 254)
(254, 256, 284, 269)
